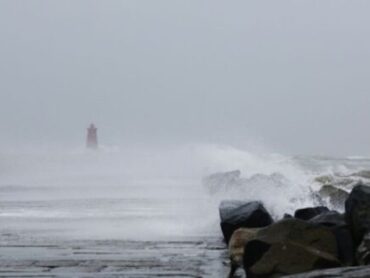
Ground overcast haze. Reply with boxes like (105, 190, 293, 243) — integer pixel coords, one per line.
(1, 1, 370, 155)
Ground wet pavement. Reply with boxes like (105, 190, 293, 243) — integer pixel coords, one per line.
(0, 236, 232, 277)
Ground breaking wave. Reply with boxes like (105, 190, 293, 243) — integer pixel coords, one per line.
(0, 144, 369, 240)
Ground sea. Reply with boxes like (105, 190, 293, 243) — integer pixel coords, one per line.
(0, 144, 369, 277)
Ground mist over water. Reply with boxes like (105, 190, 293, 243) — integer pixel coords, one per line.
(2, 142, 357, 242)
(1, 1, 370, 276)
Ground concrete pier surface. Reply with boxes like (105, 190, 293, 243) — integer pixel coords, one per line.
(0, 180, 230, 277)
(0, 236, 229, 277)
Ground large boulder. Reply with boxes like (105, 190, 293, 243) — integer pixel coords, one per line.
(283, 213, 293, 219)
(352, 170, 370, 180)
(314, 174, 356, 189)
(357, 232, 370, 265)
(284, 265, 370, 278)
(228, 228, 260, 277)
(309, 211, 345, 227)
(309, 211, 355, 266)
(345, 183, 370, 244)
(219, 200, 273, 244)
(243, 219, 340, 277)
(318, 185, 349, 209)
(294, 206, 329, 221)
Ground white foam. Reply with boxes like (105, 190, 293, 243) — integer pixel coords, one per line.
(0, 144, 331, 240)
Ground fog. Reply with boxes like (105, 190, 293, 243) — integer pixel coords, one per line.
(2, 5, 370, 278)
(0, 1, 370, 155)
(2, 1, 370, 245)
(1, 144, 316, 240)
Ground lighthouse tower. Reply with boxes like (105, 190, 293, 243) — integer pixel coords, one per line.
(86, 123, 98, 149)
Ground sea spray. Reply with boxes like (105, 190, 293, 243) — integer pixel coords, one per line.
(0, 144, 367, 240)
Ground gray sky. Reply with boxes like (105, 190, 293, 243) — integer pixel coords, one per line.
(1, 0, 370, 155)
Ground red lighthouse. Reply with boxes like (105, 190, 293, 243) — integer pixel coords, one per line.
(86, 123, 98, 149)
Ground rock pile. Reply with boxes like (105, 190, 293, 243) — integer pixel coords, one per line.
(220, 182, 370, 277)
(219, 200, 273, 244)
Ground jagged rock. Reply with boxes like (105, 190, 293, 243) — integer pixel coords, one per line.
(314, 174, 358, 190)
(294, 206, 329, 221)
(309, 211, 346, 227)
(243, 219, 340, 277)
(219, 200, 248, 221)
(335, 178, 359, 189)
(345, 183, 370, 244)
(309, 211, 355, 266)
(318, 185, 349, 208)
(219, 200, 273, 244)
(315, 175, 334, 185)
(352, 170, 370, 179)
(228, 228, 260, 278)
(203, 170, 241, 193)
(284, 265, 370, 278)
(283, 213, 293, 219)
(357, 232, 370, 265)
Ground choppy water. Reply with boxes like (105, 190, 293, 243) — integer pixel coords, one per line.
(1, 144, 370, 276)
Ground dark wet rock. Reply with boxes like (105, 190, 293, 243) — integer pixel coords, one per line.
(283, 213, 293, 219)
(243, 240, 271, 277)
(314, 174, 358, 190)
(352, 170, 370, 179)
(243, 219, 340, 277)
(309, 211, 345, 227)
(284, 265, 370, 278)
(294, 206, 329, 221)
(228, 228, 260, 277)
(309, 211, 355, 266)
(357, 232, 370, 265)
(203, 170, 241, 193)
(345, 183, 370, 244)
(333, 227, 355, 266)
(219, 201, 273, 244)
(318, 185, 349, 208)
(219, 200, 247, 221)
